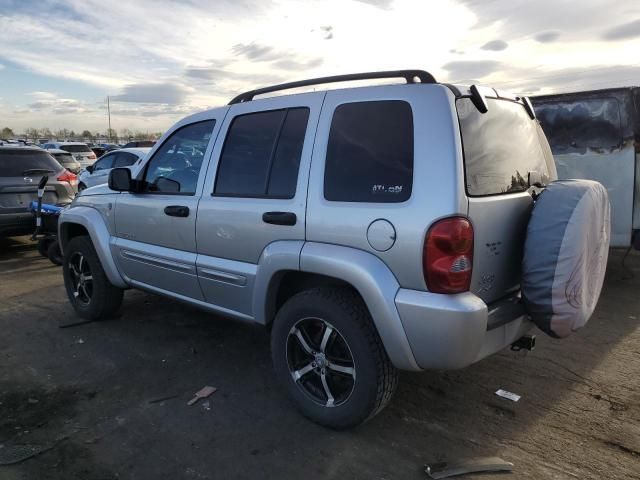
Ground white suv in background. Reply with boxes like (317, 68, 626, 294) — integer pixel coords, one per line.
(77, 147, 149, 191)
(43, 142, 96, 168)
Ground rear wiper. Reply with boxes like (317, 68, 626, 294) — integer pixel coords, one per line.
(22, 168, 55, 175)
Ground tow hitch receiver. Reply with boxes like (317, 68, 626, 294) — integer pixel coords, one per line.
(511, 335, 536, 352)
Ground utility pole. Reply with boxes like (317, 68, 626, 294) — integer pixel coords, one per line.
(107, 96, 112, 142)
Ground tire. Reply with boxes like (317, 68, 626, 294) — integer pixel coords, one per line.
(78, 183, 87, 192)
(62, 235, 123, 320)
(47, 240, 63, 266)
(271, 287, 398, 429)
(37, 237, 54, 258)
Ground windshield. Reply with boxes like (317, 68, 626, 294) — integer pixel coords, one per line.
(60, 144, 91, 153)
(457, 98, 553, 196)
(0, 150, 62, 176)
(534, 98, 622, 154)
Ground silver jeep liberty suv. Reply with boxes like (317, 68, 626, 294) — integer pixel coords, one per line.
(59, 70, 557, 429)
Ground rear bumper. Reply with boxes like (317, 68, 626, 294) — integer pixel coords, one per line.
(395, 289, 531, 370)
(0, 212, 34, 237)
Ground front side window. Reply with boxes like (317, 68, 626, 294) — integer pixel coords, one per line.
(324, 100, 414, 203)
(94, 154, 115, 171)
(214, 108, 310, 198)
(143, 120, 215, 194)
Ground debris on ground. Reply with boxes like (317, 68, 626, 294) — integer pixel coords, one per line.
(0, 436, 68, 466)
(27, 398, 39, 404)
(425, 457, 514, 479)
(148, 394, 180, 405)
(187, 386, 217, 406)
(495, 389, 521, 402)
(202, 400, 211, 411)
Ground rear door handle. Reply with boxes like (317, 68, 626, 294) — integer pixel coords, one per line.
(262, 211, 296, 226)
(164, 205, 189, 217)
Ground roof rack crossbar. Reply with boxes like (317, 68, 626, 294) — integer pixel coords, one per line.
(228, 69, 437, 104)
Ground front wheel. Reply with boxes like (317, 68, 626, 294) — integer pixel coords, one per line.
(62, 236, 123, 320)
(271, 287, 398, 429)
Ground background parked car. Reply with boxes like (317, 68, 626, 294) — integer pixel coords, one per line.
(47, 148, 82, 174)
(42, 142, 96, 168)
(78, 147, 149, 191)
(91, 146, 106, 158)
(122, 140, 156, 148)
(0, 146, 77, 237)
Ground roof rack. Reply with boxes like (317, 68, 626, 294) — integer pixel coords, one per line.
(228, 69, 437, 105)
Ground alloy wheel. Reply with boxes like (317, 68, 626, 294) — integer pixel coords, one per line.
(286, 318, 356, 407)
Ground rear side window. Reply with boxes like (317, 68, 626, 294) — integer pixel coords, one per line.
(324, 100, 413, 203)
(60, 144, 91, 153)
(214, 107, 310, 198)
(114, 152, 138, 168)
(0, 150, 62, 176)
(457, 98, 549, 196)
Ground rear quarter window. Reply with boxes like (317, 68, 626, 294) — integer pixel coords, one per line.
(324, 100, 413, 203)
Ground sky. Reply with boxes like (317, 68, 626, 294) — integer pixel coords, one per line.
(0, 0, 639, 134)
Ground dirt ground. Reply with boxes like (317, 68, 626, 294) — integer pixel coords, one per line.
(0, 235, 638, 480)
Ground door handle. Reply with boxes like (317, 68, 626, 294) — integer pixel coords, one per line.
(164, 205, 190, 217)
(262, 211, 296, 226)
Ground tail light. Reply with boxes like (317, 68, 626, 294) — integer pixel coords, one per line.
(57, 170, 78, 187)
(88, 153, 97, 160)
(423, 217, 474, 294)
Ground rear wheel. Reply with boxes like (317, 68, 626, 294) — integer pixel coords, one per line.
(271, 287, 397, 429)
(37, 237, 54, 258)
(47, 240, 63, 266)
(62, 236, 123, 320)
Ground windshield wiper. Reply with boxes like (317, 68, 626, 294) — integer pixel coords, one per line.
(22, 168, 55, 175)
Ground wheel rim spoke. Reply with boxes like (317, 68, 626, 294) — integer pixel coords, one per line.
(320, 325, 333, 353)
(320, 372, 335, 407)
(290, 327, 314, 355)
(327, 362, 355, 378)
(291, 363, 314, 381)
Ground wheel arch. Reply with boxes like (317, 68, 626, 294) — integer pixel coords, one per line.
(59, 206, 127, 288)
(254, 241, 420, 371)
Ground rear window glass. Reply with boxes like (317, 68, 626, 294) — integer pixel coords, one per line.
(53, 152, 75, 162)
(534, 98, 622, 154)
(457, 98, 549, 196)
(324, 100, 413, 203)
(60, 144, 91, 153)
(0, 150, 62, 176)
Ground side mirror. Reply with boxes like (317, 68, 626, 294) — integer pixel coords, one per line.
(108, 168, 133, 192)
(86, 165, 94, 173)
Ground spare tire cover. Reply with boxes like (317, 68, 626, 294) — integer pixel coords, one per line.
(522, 179, 610, 338)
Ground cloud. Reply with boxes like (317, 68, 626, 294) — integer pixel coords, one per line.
(602, 19, 640, 41)
(442, 60, 501, 81)
(111, 83, 192, 104)
(481, 39, 508, 51)
(272, 57, 324, 70)
(231, 42, 324, 70)
(0, 63, 4, 70)
(353, 0, 394, 9)
(320, 25, 333, 40)
(534, 31, 561, 43)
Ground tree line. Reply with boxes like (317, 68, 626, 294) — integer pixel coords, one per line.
(1, 127, 163, 143)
